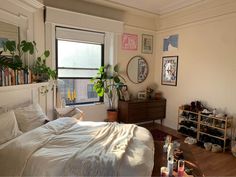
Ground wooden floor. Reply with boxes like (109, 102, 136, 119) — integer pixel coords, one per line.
(142, 123, 236, 176)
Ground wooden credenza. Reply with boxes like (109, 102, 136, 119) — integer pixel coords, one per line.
(118, 98, 166, 124)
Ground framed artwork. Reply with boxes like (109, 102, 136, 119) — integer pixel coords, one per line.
(122, 33, 138, 50)
(161, 56, 178, 86)
(138, 91, 147, 100)
(163, 34, 178, 52)
(142, 34, 153, 54)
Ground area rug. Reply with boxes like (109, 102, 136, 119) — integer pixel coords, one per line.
(150, 129, 179, 141)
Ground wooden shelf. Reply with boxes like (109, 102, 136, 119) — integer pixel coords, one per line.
(0, 82, 48, 92)
(199, 131, 224, 140)
(178, 107, 233, 152)
(200, 122, 225, 131)
(200, 114, 230, 122)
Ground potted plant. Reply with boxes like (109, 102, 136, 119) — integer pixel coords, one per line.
(31, 50, 57, 82)
(91, 64, 125, 122)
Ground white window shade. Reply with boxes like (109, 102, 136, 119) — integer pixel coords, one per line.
(56, 27, 105, 44)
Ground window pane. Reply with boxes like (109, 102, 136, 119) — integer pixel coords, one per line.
(58, 40, 102, 69)
(58, 69, 98, 78)
(58, 79, 99, 104)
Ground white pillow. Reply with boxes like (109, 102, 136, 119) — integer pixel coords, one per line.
(14, 104, 48, 132)
(55, 107, 84, 120)
(0, 111, 22, 144)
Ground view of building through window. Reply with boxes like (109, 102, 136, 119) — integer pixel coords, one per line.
(59, 79, 99, 105)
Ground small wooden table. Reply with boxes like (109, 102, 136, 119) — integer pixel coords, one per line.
(152, 141, 204, 177)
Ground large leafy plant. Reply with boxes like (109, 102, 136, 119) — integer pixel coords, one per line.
(0, 40, 35, 70)
(91, 64, 125, 110)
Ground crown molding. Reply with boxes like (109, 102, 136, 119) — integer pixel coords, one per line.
(9, 0, 44, 12)
(159, 0, 236, 31)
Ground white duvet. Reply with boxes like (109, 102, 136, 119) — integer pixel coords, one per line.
(0, 118, 154, 177)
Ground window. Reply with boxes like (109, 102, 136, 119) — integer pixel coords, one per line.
(56, 27, 104, 105)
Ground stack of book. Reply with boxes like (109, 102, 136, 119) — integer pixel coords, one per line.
(0, 68, 32, 86)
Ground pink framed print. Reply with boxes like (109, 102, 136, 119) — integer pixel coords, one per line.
(122, 33, 138, 50)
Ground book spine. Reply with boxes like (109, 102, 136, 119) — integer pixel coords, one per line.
(21, 70, 24, 84)
(12, 70, 16, 85)
(17, 70, 21, 85)
(24, 70, 28, 84)
(2, 70, 4, 86)
(4, 68, 9, 86)
(28, 69, 32, 84)
(8, 68, 12, 86)
(0, 68, 2, 86)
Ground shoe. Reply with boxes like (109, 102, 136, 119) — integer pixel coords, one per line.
(211, 144, 222, 153)
(204, 142, 212, 151)
(184, 137, 197, 145)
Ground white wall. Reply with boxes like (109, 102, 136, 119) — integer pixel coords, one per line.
(155, 0, 236, 129)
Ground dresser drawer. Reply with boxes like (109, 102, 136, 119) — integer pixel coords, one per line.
(118, 99, 166, 123)
(147, 100, 166, 108)
(148, 107, 166, 119)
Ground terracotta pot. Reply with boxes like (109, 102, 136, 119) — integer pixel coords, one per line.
(107, 109, 118, 122)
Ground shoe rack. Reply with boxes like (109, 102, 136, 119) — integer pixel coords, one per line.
(177, 106, 233, 152)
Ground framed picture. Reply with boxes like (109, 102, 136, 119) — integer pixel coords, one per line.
(122, 33, 138, 50)
(142, 34, 153, 54)
(161, 56, 178, 86)
(163, 34, 178, 52)
(119, 85, 130, 101)
(138, 91, 147, 100)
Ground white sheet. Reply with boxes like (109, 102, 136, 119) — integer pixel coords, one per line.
(0, 118, 154, 176)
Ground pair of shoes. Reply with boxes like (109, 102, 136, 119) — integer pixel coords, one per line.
(204, 142, 222, 152)
(211, 144, 222, 153)
(184, 137, 197, 145)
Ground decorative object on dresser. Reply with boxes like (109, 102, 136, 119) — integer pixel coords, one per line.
(177, 101, 233, 152)
(118, 98, 166, 124)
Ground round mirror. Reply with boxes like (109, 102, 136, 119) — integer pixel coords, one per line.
(127, 56, 149, 84)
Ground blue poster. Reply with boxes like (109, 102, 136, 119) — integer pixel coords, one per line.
(163, 34, 178, 52)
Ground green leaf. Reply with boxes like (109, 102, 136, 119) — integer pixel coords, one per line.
(114, 64, 119, 72)
(44, 50, 50, 57)
(113, 76, 120, 83)
(4, 41, 16, 52)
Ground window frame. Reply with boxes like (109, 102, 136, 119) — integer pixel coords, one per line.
(55, 28, 105, 105)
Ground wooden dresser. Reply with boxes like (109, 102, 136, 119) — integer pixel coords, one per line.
(118, 98, 166, 124)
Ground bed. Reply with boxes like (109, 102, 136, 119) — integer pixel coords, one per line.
(0, 104, 154, 177)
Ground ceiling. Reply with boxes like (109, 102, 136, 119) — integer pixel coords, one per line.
(86, 0, 204, 15)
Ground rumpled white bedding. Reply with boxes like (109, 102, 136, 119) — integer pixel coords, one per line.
(0, 118, 154, 177)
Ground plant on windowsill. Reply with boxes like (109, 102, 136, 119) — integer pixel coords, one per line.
(91, 64, 125, 122)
